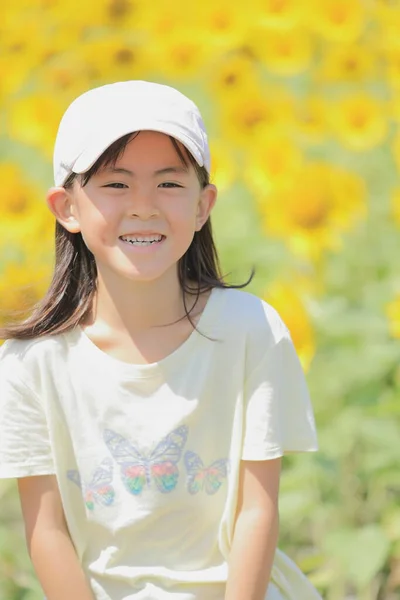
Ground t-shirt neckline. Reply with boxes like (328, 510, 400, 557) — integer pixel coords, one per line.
(65, 287, 220, 379)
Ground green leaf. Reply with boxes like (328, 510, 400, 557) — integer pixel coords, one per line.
(324, 525, 391, 588)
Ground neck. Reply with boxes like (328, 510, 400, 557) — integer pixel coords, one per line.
(91, 268, 186, 334)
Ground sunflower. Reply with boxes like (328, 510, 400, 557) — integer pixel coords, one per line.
(0, 163, 43, 218)
(248, 26, 313, 76)
(329, 93, 388, 151)
(252, 0, 306, 30)
(209, 140, 237, 194)
(384, 48, 400, 91)
(264, 281, 316, 371)
(244, 134, 304, 197)
(0, 11, 62, 98)
(1, 8, 58, 64)
(76, 35, 152, 84)
(0, 260, 51, 326)
(0, 55, 29, 100)
(293, 95, 327, 144)
(307, 0, 366, 43)
(149, 27, 212, 81)
(100, 0, 147, 28)
(45, 0, 145, 31)
(389, 97, 400, 125)
(391, 132, 400, 172)
(37, 49, 92, 98)
(390, 188, 400, 225)
(259, 161, 366, 259)
(206, 52, 260, 102)
(132, 0, 194, 37)
(192, 2, 252, 52)
(219, 85, 295, 147)
(386, 294, 400, 339)
(7, 93, 64, 159)
(0, 202, 54, 328)
(0, 163, 52, 246)
(374, 4, 400, 52)
(315, 43, 376, 83)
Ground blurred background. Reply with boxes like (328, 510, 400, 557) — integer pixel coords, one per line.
(1, 0, 400, 599)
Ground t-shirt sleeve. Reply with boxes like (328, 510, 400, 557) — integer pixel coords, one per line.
(241, 328, 318, 461)
(0, 349, 55, 478)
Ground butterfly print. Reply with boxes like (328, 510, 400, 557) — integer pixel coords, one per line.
(67, 457, 115, 511)
(184, 451, 229, 495)
(103, 425, 188, 495)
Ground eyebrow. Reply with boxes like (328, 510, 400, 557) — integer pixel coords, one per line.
(104, 166, 189, 177)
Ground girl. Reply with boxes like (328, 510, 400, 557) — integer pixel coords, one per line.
(0, 80, 321, 600)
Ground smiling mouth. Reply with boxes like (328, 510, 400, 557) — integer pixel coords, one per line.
(119, 234, 165, 246)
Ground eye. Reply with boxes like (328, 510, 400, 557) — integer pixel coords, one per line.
(104, 182, 128, 189)
(159, 182, 183, 188)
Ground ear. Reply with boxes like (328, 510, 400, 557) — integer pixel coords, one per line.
(195, 184, 218, 231)
(46, 186, 81, 234)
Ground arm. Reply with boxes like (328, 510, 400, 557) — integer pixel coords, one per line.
(224, 457, 281, 600)
(18, 475, 94, 600)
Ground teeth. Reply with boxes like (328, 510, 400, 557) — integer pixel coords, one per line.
(121, 234, 163, 245)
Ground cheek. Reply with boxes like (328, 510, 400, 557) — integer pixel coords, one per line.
(78, 201, 115, 231)
(77, 210, 115, 253)
(168, 196, 199, 228)
(83, 201, 111, 221)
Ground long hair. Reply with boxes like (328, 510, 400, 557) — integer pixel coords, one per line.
(1, 134, 253, 340)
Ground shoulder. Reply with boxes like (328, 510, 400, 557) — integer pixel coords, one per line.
(0, 334, 70, 386)
(215, 287, 289, 343)
(212, 287, 291, 366)
(1, 335, 66, 363)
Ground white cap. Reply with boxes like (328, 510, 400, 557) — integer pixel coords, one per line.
(53, 80, 211, 186)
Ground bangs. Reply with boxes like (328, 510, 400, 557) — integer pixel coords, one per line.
(64, 132, 209, 190)
(80, 133, 137, 186)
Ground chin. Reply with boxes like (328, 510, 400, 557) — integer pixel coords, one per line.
(98, 255, 180, 284)
(118, 265, 177, 284)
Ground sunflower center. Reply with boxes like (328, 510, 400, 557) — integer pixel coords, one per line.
(224, 73, 238, 86)
(172, 45, 197, 68)
(349, 111, 369, 129)
(5, 192, 29, 214)
(268, 0, 289, 15)
(108, 0, 132, 19)
(343, 57, 359, 72)
(213, 12, 230, 30)
(114, 48, 135, 65)
(276, 40, 293, 57)
(329, 5, 348, 25)
(291, 191, 331, 229)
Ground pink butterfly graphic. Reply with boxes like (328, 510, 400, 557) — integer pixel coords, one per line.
(184, 451, 229, 495)
(67, 457, 115, 511)
(103, 425, 188, 495)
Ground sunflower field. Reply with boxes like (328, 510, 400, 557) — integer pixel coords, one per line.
(1, 1, 400, 599)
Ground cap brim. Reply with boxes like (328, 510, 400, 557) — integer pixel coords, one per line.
(72, 123, 205, 175)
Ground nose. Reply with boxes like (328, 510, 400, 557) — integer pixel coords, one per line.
(127, 188, 159, 220)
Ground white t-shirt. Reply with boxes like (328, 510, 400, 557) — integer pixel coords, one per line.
(0, 288, 321, 600)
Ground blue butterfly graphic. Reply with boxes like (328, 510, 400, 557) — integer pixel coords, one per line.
(103, 425, 188, 495)
(67, 457, 115, 511)
(184, 451, 229, 495)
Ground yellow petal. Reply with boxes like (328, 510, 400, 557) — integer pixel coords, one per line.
(258, 162, 366, 259)
(328, 94, 388, 151)
(7, 94, 64, 159)
(386, 295, 400, 339)
(248, 26, 313, 76)
(252, 0, 307, 30)
(307, 0, 366, 43)
(264, 281, 316, 371)
(315, 43, 377, 83)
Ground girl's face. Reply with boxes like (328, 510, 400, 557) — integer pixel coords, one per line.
(49, 131, 216, 286)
